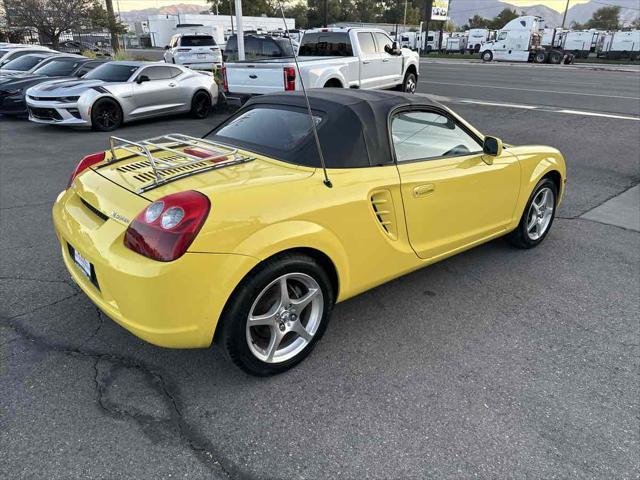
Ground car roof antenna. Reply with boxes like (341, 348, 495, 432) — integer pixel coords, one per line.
(277, 1, 332, 188)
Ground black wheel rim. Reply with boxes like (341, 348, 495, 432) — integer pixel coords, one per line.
(194, 94, 209, 117)
(95, 102, 120, 129)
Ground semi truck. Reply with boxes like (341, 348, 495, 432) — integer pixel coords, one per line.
(480, 15, 574, 64)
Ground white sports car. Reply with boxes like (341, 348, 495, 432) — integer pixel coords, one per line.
(25, 61, 218, 131)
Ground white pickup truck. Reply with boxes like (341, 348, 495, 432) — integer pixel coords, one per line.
(221, 28, 420, 103)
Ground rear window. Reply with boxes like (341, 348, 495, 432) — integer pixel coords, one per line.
(33, 58, 82, 76)
(180, 36, 216, 47)
(207, 106, 322, 160)
(224, 35, 294, 62)
(299, 32, 353, 56)
(1, 54, 46, 71)
(84, 63, 139, 82)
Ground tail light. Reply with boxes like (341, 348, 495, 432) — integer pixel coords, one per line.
(221, 65, 228, 92)
(283, 66, 296, 91)
(68, 151, 106, 188)
(124, 191, 210, 262)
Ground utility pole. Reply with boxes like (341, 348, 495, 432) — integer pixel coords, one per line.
(422, 0, 432, 54)
(105, 0, 120, 53)
(235, 0, 244, 60)
(561, 0, 570, 29)
(323, 0, 328, 27)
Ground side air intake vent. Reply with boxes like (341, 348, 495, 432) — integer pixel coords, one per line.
(370, 190, 398, 240)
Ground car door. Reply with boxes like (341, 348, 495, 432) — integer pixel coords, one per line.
(356, 32, 382, 89)
(392, 108, 521, 260)
(131, 65, 182, 116)
(374, 32, 402, 86)
(492, 31, 509, 60)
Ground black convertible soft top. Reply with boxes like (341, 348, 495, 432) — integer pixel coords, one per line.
(216, 89, 445, 168)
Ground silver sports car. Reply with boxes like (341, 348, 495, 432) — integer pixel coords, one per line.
(25, 61, 218, 131)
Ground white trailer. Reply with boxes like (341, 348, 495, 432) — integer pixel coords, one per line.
(399, 31, 420, 50)
(466, 28, 491, 53)
(444, 35, 467, 53)
(597, 30, 640, 60)
(420, 30, 449, 53)
(560, 30, 597, 58)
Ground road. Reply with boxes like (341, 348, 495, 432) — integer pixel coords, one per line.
(1, 63, 639, 479)
(419, 59, 640, 115)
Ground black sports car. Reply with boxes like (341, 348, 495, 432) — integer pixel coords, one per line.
(0, 55, 106, 115)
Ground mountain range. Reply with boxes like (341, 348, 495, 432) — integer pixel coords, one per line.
(449, 0, 640, 27)
(119, 1, 640, 28)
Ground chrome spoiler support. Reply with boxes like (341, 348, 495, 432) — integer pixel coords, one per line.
(105, 133, 255, 193)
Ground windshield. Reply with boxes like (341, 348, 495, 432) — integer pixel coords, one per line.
(84, 63, 139, 82)
(1, 54, 46, 71)
(33, 58, 82, 76)
(206, 106, 321, 159)
(299, 32, 353, 56)
(181, 36, 216, 47)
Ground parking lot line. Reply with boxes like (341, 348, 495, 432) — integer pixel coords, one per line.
(419, 80, 640, 100)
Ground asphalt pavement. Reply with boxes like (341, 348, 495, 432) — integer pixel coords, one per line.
(1, 62, 639, 479)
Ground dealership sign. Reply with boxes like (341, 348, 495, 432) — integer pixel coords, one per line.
(430, 0, 450, 21)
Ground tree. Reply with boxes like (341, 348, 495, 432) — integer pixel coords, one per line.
(87, 1, 127, 52)
(586, 6, 621, 30)
(488, 8, 520, 30)
(466, 14, 490, 30)
(2, 0, 94, 49)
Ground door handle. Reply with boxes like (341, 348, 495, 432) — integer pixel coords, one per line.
(413, 184, 435, 197)
(168, 82, 176, 87)
(363, 60, 371, 64)
(382, 59, 389, 62)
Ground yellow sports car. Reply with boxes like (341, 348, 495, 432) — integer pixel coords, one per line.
(52, 89, 566, 375)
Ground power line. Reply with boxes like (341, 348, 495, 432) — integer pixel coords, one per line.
(591, 0, 640, 11)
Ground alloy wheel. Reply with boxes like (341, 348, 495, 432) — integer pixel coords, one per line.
(246, 272, 323, 364)
(526, 187, 554, 241)
(95, 102, 120, 129)
(405, 75, 416, 93)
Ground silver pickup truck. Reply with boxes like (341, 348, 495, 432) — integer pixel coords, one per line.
(222, 27, 420, 103)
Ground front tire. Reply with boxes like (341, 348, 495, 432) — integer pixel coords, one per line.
(481, 50, 493, 62)
(401, 71, 417, 93)
(91, 98, 122, 132)
(508, 178, 557, 249)
(216, 253, 334, 376)
(190, 91, 211, 119)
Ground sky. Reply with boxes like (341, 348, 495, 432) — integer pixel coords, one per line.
(503, 0, 590, 13)
(114, 0, 593, 14)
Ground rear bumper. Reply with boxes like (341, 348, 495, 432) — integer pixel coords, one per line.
(224, 92, 255, 106)
(52, 187, 259, 348)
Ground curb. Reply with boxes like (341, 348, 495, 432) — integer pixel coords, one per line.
(419, 58, 640, 73)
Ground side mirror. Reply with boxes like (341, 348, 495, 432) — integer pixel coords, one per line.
(391, 41, 402, 55)
(483, 136, 503, 157)
(136, 75, 150, 84)
(164, 45, 170, 50)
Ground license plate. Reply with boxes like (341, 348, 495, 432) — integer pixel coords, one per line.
(197, 53, 207, 59)
(73, 248, 92, 278)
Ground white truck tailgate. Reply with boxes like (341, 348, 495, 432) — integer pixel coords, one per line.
(226, 63, 287, 94)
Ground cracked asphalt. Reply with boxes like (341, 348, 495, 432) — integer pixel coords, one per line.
(1, 82, 639, 479)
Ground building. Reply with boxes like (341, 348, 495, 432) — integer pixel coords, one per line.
(147, 13, 295, 47)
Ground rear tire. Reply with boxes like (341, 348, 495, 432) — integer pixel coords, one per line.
(481, 50, 493, 62)
(216, 253, 334, 376)
(508, 178, 557, 249)
(190, 91, 211, 119)
(91, 98, 122, 132)
(549, 50, 562, 64)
